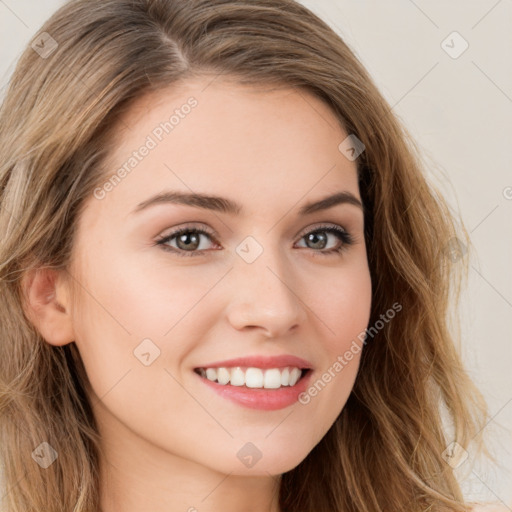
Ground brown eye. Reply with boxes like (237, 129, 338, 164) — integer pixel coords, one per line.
(295, 225, 353, 256)
(156, 227, 219, 257)
(156, 223, 353, 258)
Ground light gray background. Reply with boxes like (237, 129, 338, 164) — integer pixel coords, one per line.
(1, 0, 511, 507)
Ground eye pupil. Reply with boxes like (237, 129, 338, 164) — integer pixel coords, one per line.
(177, 232, 200, 250)
(307, 232, 327, 249)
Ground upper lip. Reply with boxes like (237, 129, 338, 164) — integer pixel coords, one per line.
(195, 355, 313, 370)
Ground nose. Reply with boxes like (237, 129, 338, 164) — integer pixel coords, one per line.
(225, 244, 307, 338)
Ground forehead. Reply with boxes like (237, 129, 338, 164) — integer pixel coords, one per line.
(94, 77, 360, 218)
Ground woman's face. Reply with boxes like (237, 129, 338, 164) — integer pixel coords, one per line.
(67, 77, 372, 476)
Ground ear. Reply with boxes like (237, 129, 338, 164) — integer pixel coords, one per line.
(21, 268, 75, 346)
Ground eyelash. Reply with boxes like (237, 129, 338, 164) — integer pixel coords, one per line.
(155, 223, 354, 258)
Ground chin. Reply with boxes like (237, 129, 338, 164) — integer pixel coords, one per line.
(211, 444, 311, 477)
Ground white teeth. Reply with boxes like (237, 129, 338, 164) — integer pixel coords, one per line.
(198, 366, 306, 389)
(289, 367, 302, 386)
(205, 368, 217, 381)
(245, 368, 263, 388)
(230, 367, 245, 386)
(217, 367, 230, 385)
(264, 368, 282, 389)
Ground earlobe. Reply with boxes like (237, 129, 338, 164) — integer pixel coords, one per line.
(21, 268, 75, 346)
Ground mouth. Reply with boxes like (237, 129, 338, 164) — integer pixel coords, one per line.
(193, 366, 312, 390)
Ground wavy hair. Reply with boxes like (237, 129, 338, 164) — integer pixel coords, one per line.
(0, 0, 491, 510)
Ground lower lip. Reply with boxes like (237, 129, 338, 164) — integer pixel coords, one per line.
(196, 370, 313, 411)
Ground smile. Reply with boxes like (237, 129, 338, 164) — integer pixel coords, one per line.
(194, 366, 309, 389)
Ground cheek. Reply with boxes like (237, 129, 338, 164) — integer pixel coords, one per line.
(68, 248, 223, 405)
(69, 270, 197, 449)
(296, 263, 371, 432)
(307, 259, 372, 351)
(73, 244, 216, 342)
(328, 264, 372, 383)
(108, 250, 227, 338)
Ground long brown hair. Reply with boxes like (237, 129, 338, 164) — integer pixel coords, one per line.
(0, 0, 490, 510)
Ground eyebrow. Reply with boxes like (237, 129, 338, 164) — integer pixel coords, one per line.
(131, 190, 363, 216)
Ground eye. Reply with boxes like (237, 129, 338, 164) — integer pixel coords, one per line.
(156, 225, 219, 257)
(295, 224, 354, 256)
(155, 223, 354, 257)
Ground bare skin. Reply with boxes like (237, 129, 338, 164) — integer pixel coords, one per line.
(24, 77, 372, 512)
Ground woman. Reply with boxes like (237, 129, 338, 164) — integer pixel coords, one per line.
(0, 0, 498, 510)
